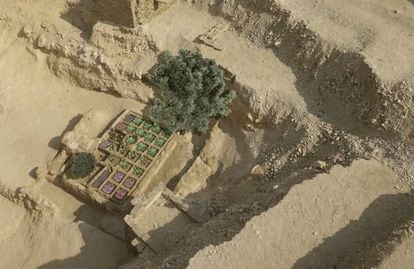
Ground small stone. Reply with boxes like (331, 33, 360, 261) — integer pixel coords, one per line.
(37, 34, 47, 49)
(313, 161, 327, 169)
(250, 164, 265, 176)
(21, 26, 33, 38)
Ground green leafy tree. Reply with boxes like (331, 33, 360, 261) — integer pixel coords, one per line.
(148, 49, 235, 134)
(66, 152, 96, 179)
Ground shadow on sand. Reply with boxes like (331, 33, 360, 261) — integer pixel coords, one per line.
(60, 0, 96, 40)
(48, 114, 82, 150)
(292, 192, 414, 269)
(37, 204, 133, 269)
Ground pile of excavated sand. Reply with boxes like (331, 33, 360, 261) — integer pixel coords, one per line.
(0, 0, 414, 268)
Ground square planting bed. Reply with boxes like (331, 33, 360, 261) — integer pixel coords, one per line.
(108, 142, 119, 153)
(145, 133, 156, 143)
(118, 159, 133, 172)
(113, 187, 128, 201)
(136, 142, 148, 152)
(99, 140, 110, 150)
(124, 114, 135, 123)
(112, 171, 126, 182)
(143, 121, 153, 130)
(155, 138, 166, 147)
(132, 116, 143, 126)
(127, 151, 140, 162)
(102, 182, 116, 195)
(151, 124, 162, 134)
(115, 122, 128, 133)
(136, 128, 146, 137)
(133, 166, 144, 177)
(123, 176, 137, 189)
(126, 125, 136, 134)
(125, 135, 138, 145)
(118, 145, 129, 156)
(140, 156, 151, 167)
(147, 147, 159, 157)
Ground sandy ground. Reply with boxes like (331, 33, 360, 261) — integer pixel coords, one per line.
(0, 195, 129, 269)
(187, 160, 413, 269)
(0, 15, 140, 268)
(0, 0, 413, 268)
(0, 37, 141, 190)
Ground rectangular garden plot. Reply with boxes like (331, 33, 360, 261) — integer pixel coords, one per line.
(89, 110, 174, 206)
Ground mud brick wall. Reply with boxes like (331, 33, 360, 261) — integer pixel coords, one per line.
(135, 0, 155, 24)
(93, 0, 137, 28)
(92, 0, 174, 27)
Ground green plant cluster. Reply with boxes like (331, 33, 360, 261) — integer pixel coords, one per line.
(66, 152, 96, 179)
(148, 49, 235, 134)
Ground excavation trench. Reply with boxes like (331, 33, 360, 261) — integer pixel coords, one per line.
(0, 0, 414, 269)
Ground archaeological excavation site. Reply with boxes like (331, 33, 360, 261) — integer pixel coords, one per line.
(1, 0, 414, 268)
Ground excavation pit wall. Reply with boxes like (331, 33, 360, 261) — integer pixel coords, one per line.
(1, 1, 413, 268)
(15, 0, 414, 142)
(203, 0, 414, 141)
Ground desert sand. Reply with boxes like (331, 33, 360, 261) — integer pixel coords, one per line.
(0, 0, 414, 268)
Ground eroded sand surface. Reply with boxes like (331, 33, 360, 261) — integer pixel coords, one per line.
(0, 0, 414, 268)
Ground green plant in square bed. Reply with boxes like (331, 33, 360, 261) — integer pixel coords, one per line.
(125, 135, 137, 145)
(147, 147, 159, 157)
(145, 133, 155, 143)
(108, 142, 119, 152)
(119, 159, 131, 171)
(133, 166, 144, 177)
(151, 124, 161, 134)
(143, 121, 153, 130)
(119, 144, 129, 155)
(127, 151, 139, 161)
(155, 138, 166, 148)
(136, 128, 146, 137)
(140, 156, 151, 167)
(133, 116, 143, 126)
(136, 142, 148, 152)
(109, 128, 123, 143)
(126, 125, 136, 133)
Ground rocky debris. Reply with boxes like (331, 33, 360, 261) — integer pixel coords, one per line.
(46, 151, 68, 176)
(19, 21, 156, 102)
(250, 164, 265, 177)
(90, 22, 158, 57)
(313, 160, 327, 170)
(125, 184, 200, 254)
(198, 22, 228, 51)
(61, 111, 100, 155)
(209, 0, 414, 142)
(61, 132, 99, 155)
(174, 122, 223, 197)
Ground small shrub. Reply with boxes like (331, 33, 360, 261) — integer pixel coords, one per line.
(148, 49, 235, 134)
(66, 152, 96, 179)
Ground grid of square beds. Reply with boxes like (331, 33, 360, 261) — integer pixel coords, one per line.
(90, 112, 173, 203)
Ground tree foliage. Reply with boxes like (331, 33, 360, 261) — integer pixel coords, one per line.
(66, 152, 96, 179)
(148, 49, 235, 134)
